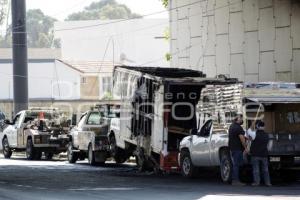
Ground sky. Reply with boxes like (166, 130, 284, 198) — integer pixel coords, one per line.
(26, 0, 168, 21)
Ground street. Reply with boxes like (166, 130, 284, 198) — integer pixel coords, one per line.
(0, 154, 300, 200)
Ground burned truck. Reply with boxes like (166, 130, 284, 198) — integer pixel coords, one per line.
(179, 82, 300, 182)
(108, 66, 237, 171)
(67, 103, 120, 165)
(0, 108, 70, 160)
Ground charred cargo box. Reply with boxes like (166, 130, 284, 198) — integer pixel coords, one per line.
(108, 66, 238, 171)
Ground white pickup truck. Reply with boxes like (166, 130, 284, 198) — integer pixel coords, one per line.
(67, 104, 120, 165)
(179, 83, 300, 183)
(0, 108, 69, 160)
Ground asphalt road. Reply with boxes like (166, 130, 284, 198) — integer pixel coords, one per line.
(0, 153, 300, 200)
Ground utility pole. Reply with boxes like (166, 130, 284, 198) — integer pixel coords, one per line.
(11, 0, 28, 114)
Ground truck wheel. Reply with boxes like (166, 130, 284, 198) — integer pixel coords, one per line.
(110, 134, 127, 164)
(45, 152, 54, 160)
(2, 137, 12, 159)
(88, 144, 96, 166)
(180, 150, 197, 178)
(220, 151, 233, 183)
(26, 138, 36, 160)
(136, 155, 153, 172)
(67, 142, 78, 163)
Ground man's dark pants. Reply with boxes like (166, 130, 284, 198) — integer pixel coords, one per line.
(251, 156, 271, 185)
(231, 150, 244, 182)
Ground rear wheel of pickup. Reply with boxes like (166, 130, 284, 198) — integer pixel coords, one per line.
(109, 134, 127, 164)
(2, 137, 12, 159)
(220, 151, 233, 183)
(180, 150, 197, 178)
(26, 138, 36, 160)
(67, 142, 78, 163)
(88, 143, 96, 166)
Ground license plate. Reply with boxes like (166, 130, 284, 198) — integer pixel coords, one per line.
(270, 157, 281, 162)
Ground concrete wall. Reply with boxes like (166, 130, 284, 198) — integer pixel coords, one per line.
(170, 0, 300, 82)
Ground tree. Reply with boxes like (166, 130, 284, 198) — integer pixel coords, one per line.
(0, 0, 7, 25)
(66, 0, 142, 21)
(26, 9, 60, 48)
(0, 9, 60, 48)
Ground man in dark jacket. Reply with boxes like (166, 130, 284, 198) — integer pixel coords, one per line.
(229, 114, 247, 186)
(250, 121, 271, 186)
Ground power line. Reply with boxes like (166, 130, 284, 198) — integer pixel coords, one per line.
(54, 0, 207, 32)
(5, 0, 241, 46)
(88, 36, 113, 97)
(1, 0, 242, 77)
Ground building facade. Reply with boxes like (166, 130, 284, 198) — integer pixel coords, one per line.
(170, 0, 300, 82)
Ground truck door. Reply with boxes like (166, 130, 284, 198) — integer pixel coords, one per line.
(190, 119, 213, 166)
(7, 114, 22, 147)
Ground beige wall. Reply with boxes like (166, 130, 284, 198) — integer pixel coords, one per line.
(80, 76, 99, 100)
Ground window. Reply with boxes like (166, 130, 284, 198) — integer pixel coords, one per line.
(102, 77, 112, 94)
(287, 112, 300, 124)
(87, 112, 102, 125)
(0, 112, 5, 121)
(77, 113, 87, 128)
(12, 114, 21, 126)
(113, 71, 122, 98)
(199, 120, 213, 137)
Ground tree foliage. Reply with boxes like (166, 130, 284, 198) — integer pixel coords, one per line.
(0, 9, 60, 48)
(160, 0, 168, 8)
(0, 0, 7, 25)
(66, 0, 142, 21)
(26, 9, 60, 48)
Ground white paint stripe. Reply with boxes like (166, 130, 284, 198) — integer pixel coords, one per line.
(198, 195, 300, 200)
(68, 187, 140, 191)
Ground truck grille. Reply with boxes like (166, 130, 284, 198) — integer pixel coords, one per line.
(40, 135, 50, 144)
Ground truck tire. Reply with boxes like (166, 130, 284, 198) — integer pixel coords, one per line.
(2, 137, 12, 159)
(136, 155, 153, 172)
(26, 138, 36, 160)
(180, 150, 197, 178)
(67, 142, 78, 163)
(220, 151, 233, 183)
(109, 134, 127, 164)
(45, 152, 54, 160)
(88, 143, 96, 166)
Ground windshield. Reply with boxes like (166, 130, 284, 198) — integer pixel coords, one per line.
(0, 112, 5, 121)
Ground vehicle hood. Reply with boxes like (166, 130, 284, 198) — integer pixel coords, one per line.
(180, 136, 192, 149)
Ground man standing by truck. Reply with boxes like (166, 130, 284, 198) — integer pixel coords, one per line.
(250, 121, 271, 187)
(229, 114, 247, 186)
